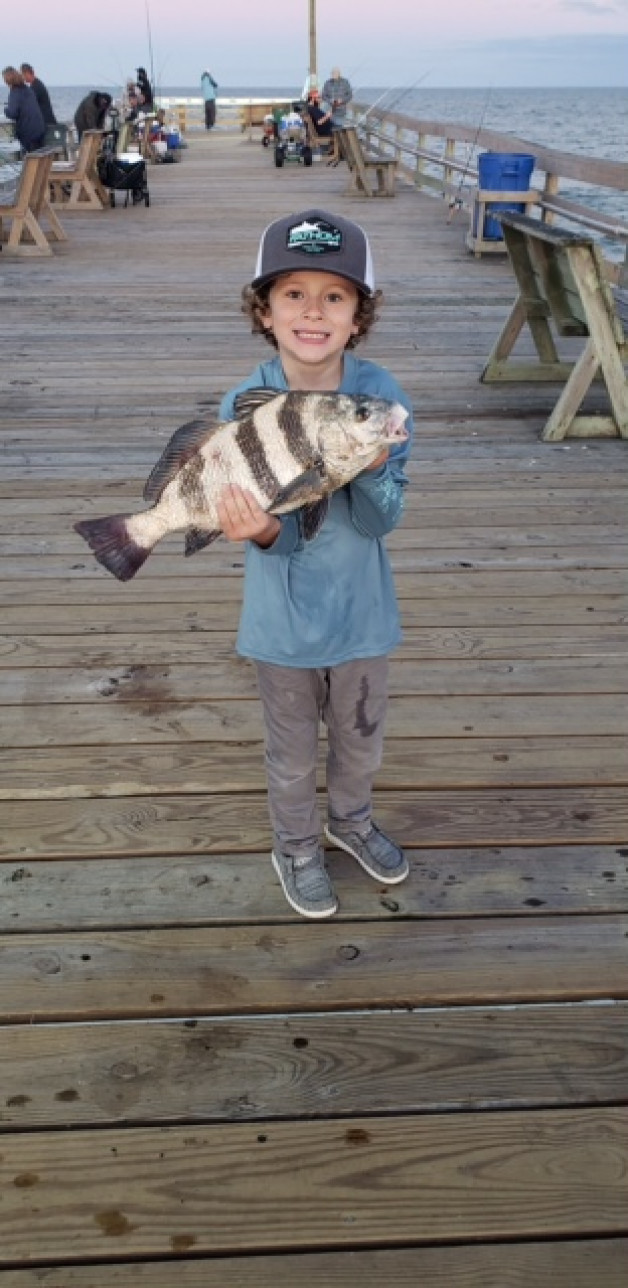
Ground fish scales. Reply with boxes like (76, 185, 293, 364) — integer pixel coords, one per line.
(73, 389, 409, 581)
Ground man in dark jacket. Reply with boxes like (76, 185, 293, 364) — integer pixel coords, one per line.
(2, 66, 45, 152)
(20, 63, 57, 125)
(136, 67, 153, 108)
(73, 91, 112, 139)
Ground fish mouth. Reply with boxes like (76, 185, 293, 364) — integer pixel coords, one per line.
(383, 404, 410, 441)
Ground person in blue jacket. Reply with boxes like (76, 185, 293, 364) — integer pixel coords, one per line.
(200, 70, 218, 129)
(2, 66, 45, 152)
(217, 209, 413, 919)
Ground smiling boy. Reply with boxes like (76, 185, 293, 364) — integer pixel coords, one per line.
(217, 209, 414, 918)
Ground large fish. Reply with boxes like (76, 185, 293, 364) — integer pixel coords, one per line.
(73, 387, 409, 581)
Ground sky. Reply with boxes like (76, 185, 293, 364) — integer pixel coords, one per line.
(3, 0, 628, 88)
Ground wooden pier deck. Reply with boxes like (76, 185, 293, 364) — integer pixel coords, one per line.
(1, 131, 627, 1284)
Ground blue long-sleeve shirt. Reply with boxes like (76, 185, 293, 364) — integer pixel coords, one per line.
(219, 352, 413, 667)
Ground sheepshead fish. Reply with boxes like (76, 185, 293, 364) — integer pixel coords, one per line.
(73, 387, 409, 581)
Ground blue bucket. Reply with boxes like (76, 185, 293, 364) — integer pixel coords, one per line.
(476, 152, 536, 240)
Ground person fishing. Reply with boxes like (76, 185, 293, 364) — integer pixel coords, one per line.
(216, 209, 414, 918)
(2, 66, 45, 153)
(200, 70, 218, 130)
(73, 90, 113, 139)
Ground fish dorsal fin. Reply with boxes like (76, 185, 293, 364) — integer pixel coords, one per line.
(233, 387, 282, 419)
(143, 416, 218, 503)
(302, 498, 329, 541)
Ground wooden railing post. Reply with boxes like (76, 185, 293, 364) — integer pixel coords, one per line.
(415, 131, 426, 187)
(541, 172, 560, 225)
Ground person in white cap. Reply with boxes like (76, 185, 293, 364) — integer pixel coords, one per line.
(216, 209, 414, 920)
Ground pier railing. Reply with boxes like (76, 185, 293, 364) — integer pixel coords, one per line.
(350, 101, 628, 255)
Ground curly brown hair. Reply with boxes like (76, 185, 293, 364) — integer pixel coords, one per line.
(241, 281, 382, 350)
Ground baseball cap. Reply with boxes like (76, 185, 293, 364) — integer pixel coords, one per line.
(251, 209, 375, 296)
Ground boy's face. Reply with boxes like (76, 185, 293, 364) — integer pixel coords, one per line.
(261, 271, 360, 378)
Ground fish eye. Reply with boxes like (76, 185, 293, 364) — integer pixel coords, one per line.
(355, 403, 370, 421)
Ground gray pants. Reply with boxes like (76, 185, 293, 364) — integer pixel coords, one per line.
(255, 657, 388, 857)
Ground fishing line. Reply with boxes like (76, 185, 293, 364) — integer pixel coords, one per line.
(145, 0, 157, 98)
(447, 86, 492, 223)
(355, 70, 432, 128)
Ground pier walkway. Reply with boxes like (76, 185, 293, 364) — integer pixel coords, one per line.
(1, 131, 627, 1283)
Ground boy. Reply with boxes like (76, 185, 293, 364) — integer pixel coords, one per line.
(217, 209, 413, 919)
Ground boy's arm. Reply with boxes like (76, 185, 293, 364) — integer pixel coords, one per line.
(347, 380, 413, 539)
(348, 449, 409, 538)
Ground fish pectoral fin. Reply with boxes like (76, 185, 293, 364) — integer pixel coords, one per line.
(269, 461, 327, 511)
(233, 387, 283, 419)
(184, 526, 221, 556)
(143, 415, 218, 503)
(301, 498, 329, 541)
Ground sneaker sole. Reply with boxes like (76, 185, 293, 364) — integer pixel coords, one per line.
(271, 852, 338, 920)
(324, 827, 409, 885)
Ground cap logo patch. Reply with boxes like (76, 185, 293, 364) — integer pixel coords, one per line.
(286, 217, 342, 256)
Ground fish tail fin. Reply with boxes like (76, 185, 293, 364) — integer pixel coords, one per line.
(73, 514, 152, 582)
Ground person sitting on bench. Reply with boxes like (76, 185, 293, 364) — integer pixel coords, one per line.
(305, 90, 333, 140)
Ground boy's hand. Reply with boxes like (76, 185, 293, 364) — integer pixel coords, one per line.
(217, 484, 280, 547)
(363, 448, 389, 471)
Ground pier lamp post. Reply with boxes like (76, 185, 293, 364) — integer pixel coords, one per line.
(308, 0, 318, 89)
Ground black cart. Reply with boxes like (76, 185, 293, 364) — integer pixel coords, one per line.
(97, 123, 150, 208)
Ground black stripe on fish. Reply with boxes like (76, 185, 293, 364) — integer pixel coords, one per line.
(276, 393, 318, 470)
(234, 415, 282, 499)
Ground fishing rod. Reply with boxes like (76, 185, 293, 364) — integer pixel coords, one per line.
(355, 69, 431, 128)
(447, 86, 492, 223)
(145, 0, 156, 99)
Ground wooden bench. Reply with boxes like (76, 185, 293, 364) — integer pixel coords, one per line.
(481, 212, 628, 441)
(49, 130, 108, 210)
(0, 149, 67, 256)
(466, 189, 539, 257)
(303, 111, 338, 163)
(337, 125, 397, 198)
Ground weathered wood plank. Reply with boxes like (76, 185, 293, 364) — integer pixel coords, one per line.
(1, 917, 627, 1022)
(2, 656, 626, 704)
(1, 788, 626, 861)
(2, 1004, 627, 1129)
(2, 846, 626, 931)
(2, 1240, 628, 1287)
(1, 737, 625, 800)
(3, 598, 625, 633)
(0, 567, 623, 594)
(1, 1109, 627, 1261)
(1, 695, 625, 749)
(2, 625, 625, 663)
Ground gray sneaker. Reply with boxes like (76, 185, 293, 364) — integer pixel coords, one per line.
(271, 847, 338, 919)
(324, 821, 409, 884)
